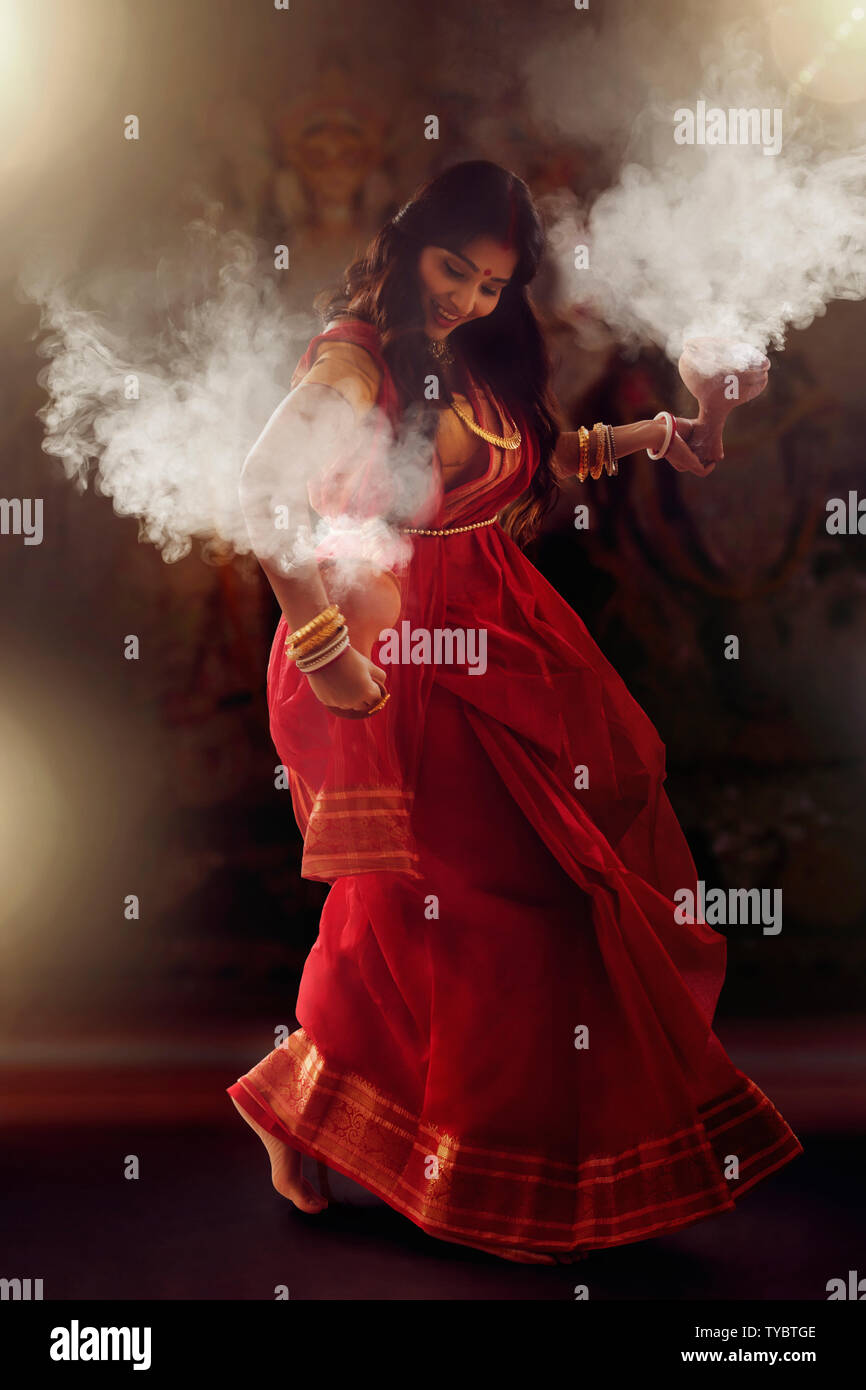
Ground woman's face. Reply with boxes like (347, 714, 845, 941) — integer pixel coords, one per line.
(417, 235, 518, 340)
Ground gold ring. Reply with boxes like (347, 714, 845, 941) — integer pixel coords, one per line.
(365, 690, 390, 716)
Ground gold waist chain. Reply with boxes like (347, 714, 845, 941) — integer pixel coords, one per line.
(401, 516, 500, 537)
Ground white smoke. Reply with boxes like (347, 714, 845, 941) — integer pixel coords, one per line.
(18, 208, 436, 570)
(542, 139, 866, 363)
(535, 20, 866, 362)
(237, 377, 437, 591)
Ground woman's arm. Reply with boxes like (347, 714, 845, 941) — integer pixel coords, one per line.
(239, 382, 353, 631)
(239, 342, 385, 623)
(554, 416, 714, 478)
(238, 360, 388, 717)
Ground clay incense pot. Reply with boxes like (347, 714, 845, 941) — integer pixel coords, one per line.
(677, 337, 771, 464)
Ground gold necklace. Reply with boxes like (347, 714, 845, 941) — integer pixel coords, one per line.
(449, 394, 522, 451)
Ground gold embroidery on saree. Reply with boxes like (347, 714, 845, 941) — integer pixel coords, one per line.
(302, 786, 417, 878)
(234, 1029, 802, 1253)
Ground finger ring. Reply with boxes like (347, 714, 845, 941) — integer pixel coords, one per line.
(365, 690, 390, 716)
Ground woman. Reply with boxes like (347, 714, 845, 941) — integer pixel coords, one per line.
(227, 161, 802, 1265)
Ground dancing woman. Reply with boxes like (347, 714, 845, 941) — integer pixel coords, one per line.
(228, 161, 801, 1264)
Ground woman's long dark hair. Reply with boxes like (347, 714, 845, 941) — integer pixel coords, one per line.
(314, 161, 565, 548)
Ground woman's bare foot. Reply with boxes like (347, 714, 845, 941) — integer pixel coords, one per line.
(230, 1095, 327, 1213)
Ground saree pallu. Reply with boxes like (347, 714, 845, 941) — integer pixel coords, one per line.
(228, 319, 802, 1264)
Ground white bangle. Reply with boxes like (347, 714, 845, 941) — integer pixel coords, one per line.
(296, 629, 351, 673)
(646, 411, 675, 460)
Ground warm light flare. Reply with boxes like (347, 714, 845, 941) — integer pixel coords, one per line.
(0, 703, 64, 937)
(772, 0, 866, 103)
(0, 0, 132, 189)
(0, 0, 33, 119)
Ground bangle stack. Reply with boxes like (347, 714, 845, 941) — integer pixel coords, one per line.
(576, 423, 618, 482)
(285, 603, 351, 673)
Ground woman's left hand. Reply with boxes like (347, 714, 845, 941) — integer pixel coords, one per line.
(663, 418, 716, 477)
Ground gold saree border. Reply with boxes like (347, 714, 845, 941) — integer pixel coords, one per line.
(228, 1028, 804, 1262)
(296, 785, 420, 880)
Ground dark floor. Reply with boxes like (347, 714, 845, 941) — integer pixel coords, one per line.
(2, 1015, 863, 1300)
(1, 1119, 859, 1300)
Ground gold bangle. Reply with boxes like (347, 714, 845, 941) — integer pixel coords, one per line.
(590, 423, 607, 479)
(287, 604, 340, 648)
(577, 426, 590, 483)
(365, 690, 390, 716)
(293, 623, 349, 667)
(289, 614, 344, 659)
(605, 423, 618, 477)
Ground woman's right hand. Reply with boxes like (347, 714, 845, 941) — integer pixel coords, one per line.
(304, 644, 388, 719)
(665, 417, 717, 476)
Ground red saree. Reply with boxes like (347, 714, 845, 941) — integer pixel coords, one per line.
(228, 319, 802, 1264)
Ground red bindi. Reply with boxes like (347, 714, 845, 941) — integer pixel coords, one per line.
(484, 267, 492, 276)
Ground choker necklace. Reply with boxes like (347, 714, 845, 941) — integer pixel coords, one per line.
(427, 336, 455, 365)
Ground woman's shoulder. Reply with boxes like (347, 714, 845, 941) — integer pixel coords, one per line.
(314, 314, 382, 364)
(296, 323, 384, 412)
(311, 335, 382, 383)
(321, 311, 379, 341)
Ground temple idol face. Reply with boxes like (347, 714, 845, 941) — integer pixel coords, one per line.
(416, 234, 517, 340)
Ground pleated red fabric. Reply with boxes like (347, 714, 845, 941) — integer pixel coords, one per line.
(228, 319, 802, 1264)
